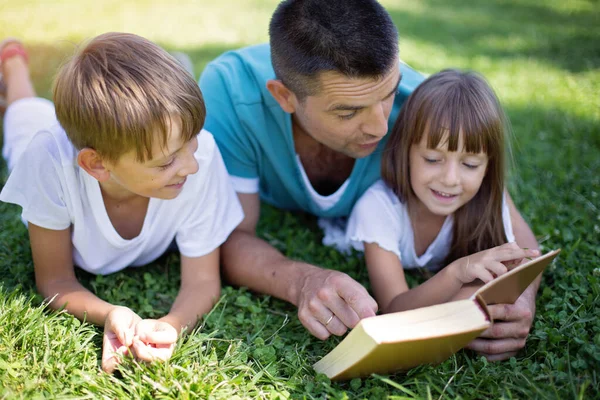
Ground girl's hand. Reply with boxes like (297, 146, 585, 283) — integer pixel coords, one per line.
(130, 319, 178, 363)
(101, 306, 142, 373)
(451, 242, 540, 284)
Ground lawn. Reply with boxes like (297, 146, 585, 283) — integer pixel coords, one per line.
(1, 0, 599, 398)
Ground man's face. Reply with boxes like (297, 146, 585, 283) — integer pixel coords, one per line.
(292, 58, 401, 159)
(102, 119, 200, 200)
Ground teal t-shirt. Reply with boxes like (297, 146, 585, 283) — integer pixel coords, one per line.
(199, 44, 423, 218)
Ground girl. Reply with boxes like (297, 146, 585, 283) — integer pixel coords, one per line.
(346, 69, 539, 314)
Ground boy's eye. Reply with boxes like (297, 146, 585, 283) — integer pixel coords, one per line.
(158, 158, 176, 170)
(338, 111, 357, 120)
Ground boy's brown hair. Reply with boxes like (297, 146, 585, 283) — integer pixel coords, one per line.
(382, 69, 511, 264)
(53, 32, 205, 163)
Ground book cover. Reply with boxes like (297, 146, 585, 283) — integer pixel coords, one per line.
(313, 249, 561, 380)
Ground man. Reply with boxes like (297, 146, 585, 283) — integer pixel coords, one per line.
(199, 0, 539, 361)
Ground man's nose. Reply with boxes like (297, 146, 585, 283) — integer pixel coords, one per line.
(361, 103, 388, 138)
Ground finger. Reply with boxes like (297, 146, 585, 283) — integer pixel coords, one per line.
(116, 327, 135, 348)
(139, 328, 178, 345)
(101, 343, 128, 373)
(306, 296, 350, 335)
(132, 338, 155, 362)
(323, 315, 348, 337)
(146, 344, 175, 362)
(335, 280, 378, 320)
(134, 319, 155, 336)
(321, 292, 361, 329)
(298, 313, 331, 341)
(495, 244, 539, 263)
(486, 261, 508, 278)
(473, 268, 495, 283)
(466, 337, 526, 357)
(487, 303, 533, 323)
(479, 320, 531, 340)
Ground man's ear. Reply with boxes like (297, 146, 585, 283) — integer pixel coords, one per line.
(77, 148, 111, 182)
(266, 79, 299, 114)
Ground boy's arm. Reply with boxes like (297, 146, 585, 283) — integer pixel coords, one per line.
(28, 222, 118, 324)
(29, 222, 141, 373)
(159, 248, 221, 333)
(466, 193, 540, 360)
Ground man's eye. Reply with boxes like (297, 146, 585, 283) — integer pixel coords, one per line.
(338, 111, 357, 120)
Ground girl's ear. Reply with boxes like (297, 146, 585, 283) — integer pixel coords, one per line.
(266, 79, 299, 113)
(77, 148, 111, 182)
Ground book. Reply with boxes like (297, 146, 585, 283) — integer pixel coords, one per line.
(313, 249, 561, 380)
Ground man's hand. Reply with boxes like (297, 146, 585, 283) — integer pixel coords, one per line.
(130, 319, 178, 363)
(297, 267, 378, 340)
(466, 290, 535, 361)
(101, 306, 141, 373)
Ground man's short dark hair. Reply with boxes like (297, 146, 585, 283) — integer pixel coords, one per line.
(269, 0, 399, 100)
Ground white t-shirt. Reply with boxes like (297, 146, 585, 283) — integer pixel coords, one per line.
(0, 125, 244, 275)
(346, 180, 515, 271)
(229, 155, 349, 212)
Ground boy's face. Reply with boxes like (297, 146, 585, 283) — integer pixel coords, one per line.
(103, 120, 200, 200)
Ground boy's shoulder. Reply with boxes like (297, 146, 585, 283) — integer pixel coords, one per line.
(25, 123, 78, 164)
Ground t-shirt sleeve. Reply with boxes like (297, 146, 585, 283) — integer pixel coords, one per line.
(176, 133, 244, 258)
(0, 131, 71, 230)
(199, 62, 259, 180)
(346, 182, 403, 260)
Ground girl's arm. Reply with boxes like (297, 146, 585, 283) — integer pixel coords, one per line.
(367, 241, 538, 314)
(365, 242, 464, 313)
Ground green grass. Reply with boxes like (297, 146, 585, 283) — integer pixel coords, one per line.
(1, 0, 599, 398)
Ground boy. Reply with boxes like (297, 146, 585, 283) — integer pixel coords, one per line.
(0, 33, 243, 373)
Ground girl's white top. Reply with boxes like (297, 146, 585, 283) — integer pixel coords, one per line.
(346, 180, 515, 271)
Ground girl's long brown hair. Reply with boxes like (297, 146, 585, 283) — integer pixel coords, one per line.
(382, 69, 511, 264)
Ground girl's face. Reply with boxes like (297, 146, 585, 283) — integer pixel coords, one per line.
(409, 132, 488, 216)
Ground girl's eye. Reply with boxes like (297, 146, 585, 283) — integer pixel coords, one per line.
(463, 162, 479, 169)
(338, 111, 357, 120)
(158, 158, 176, 170)
(423, 157, 439, 164)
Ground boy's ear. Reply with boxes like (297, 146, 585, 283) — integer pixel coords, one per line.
(266, 79, 299, 114)
(77, 148, 111, 182)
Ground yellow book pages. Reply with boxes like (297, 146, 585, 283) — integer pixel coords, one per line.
(314, 300, 489, 380)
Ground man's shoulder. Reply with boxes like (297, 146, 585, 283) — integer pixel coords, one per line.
(200, 43, 274, 105)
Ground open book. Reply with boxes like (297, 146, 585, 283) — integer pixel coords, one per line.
(313, 249, 561, 380)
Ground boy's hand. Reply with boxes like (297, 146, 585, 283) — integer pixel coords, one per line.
(131, 319, 178, 363)
(102, 306, 141, 373)
(452, 243, 539, 284)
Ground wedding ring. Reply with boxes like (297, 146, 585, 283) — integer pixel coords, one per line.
(325, 315, 334, 326)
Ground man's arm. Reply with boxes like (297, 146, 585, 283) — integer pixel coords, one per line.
(221, 192, 378, 340)
(466, 192, 540, 360)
